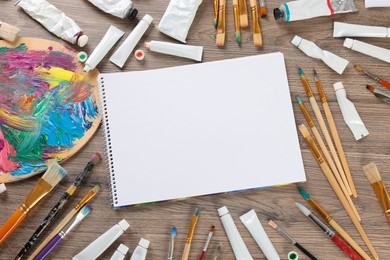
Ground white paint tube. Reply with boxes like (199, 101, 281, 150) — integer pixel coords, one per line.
(16, 0, 88, 47)
(366, 0, 390, 8)
(333, 82, 369, 141)
(129, 238, 150, 260)
(334, 22, 390, 38)
(273, 0, 357, 22)
(84, 25, 124, 72)
(157, 0, 203, 43)
(144, 40, 203, 61)
(110, 14, 153, 68)
(87, 0, 138, 20)
(110, 244, 129, 260)
(291, 35, 349, 75)
(344, 38, 390, 64)
(240, 210, 280, 260)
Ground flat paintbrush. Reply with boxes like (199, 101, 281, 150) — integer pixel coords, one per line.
(249, 0, 262, 47)
(232, 0, 241, 45)
(366, 85, 390, 104)
(216, 0, 226, 47)
(28, 185, 100, 260)
(15, 153, 101, 260)
(0, 21, 21, 42)
(363, 163, 390, 223)
(238, 0, 248, 28)
(0, 163, 67, 245)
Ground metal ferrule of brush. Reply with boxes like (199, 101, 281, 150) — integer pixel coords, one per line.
(309, 214, 334, 237)
(302, 79, 314, 98)
(233, 5, 239, 31)
(308, 200, 331, 222)
(315, 82, 327, 103)
(217, 4, 225, 34)
(251, 6, 260, 33)
(276, 227, 295, 244)
(299, 103, 315, 128)
(304, 134, 324, 164)
(365, 70, 381, 82)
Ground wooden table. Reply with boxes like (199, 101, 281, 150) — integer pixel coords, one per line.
(1, 0, 390, 259)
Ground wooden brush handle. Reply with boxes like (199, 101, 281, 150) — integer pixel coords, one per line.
(0, 208, 27, 245)
(181, 243, 191, 260)
(372, 182, 390, 222)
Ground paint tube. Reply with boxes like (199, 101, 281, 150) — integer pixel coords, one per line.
(344, 38, 390, 64)
(144, 40, 203, 61)
(239, 210, 280, 260)
(157, 0, 203, 43)
(366, 0, 390, 7)
(110, 14, 153, 68)
(291, 35, 349, 75)
(0, 183, 6, 194)
(273, 0, 357, 22)
(16, 0, 88, 47)
(129, 238, 150, 260)
(87, 0, 138, 20)
(334, 22, 390, 38)
(333, 82, 369, 141)
(218, 206, 253, 260)
(72, 219, 130, 260)
(110, 244, 129, 260)
(84, 25, 124, 73)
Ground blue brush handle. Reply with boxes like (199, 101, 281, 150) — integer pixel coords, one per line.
(34, 234, 62, 260)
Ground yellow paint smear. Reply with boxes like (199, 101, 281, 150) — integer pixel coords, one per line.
(37, 67, 86, 89)
(0, 107, 37, 132)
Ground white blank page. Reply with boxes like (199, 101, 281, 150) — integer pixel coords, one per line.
(100, 52, 306, 207)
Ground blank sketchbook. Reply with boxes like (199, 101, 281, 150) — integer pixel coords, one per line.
(99, 52, 306, 207)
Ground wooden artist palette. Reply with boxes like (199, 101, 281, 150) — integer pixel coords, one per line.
(0, 38, 101, 183)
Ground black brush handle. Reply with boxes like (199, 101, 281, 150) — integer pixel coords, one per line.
(295, 242, 318, 260)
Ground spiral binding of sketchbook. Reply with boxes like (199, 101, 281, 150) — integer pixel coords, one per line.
(98, 75, 118, 206)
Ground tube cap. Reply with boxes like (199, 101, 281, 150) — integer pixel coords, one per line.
(127, 8, 138, 20)
(139, 238, 150, 249)
(218, 206, 229, 216)
(142, 14, 153, 25)
(343, 38, 354, 49)
(291, 35, 302, 47)
(118, 219, 130, 231)
(117, 244, 129, 255)
(77, 35, 89, 47)
(333, 82, 344, 91)
(273, 8, 284, 20)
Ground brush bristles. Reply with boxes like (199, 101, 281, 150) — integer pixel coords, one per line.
(253, 34, 262, 48)
(268, 219, 277, 229)
(210, 225, 215, 232)
(0, 22, 21, 42)
(216, 33, 225, 47)
(363, 163, 382, 184)
(90, 153, 102, 165)
(80, 204, 93, 215)
(42, 163, 67, 186)
(240, 15, 249, 28)
(354, 65, 363, 72)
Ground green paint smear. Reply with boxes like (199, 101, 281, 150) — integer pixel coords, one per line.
(0, 43, 27, 54)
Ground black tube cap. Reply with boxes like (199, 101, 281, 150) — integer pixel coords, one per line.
(127, 8, 138, 20)
(273, 8, 284, 20)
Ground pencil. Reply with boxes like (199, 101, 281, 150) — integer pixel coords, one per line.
(298, 124, 378, 260)
(298, 68, 352, 198)
(0, 163, 67, 245)
(28, 185, 100, 260)
(181, 206, 200, 260)
(15, 153, 101, 259)
(296, 95, 352, 207)
(298, 187, 371, 260)
(314, 69, 357, 198)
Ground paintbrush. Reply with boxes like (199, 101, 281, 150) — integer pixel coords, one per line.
(199, 225, 215, 260)
(362, 163, 390, 223)
(168, 226, 176, 260)
(211, 243, 222, 260)
(213, 0, 219, 28)
(295, 203, 362, 260)
(268, 219, 317, 260)
(314, 69, 357, 198)
(366, 85, 390, 104)
(232, 0, 241, 45)
(259, 0, 267, 18)
(249, 0, 262, 47)
(15, 153, 101, 260)
(238, 0, 248, 28)
(216, 0, 226, 47)
(182, 206, 200, 260)
(28, 185, 100, 260)
(298, 187, 371, 260)
(296, 95, 353, 203)
(299, 68, 352, 199)
(0, 163, 67, 245)
(354, 65, 390, 90)
(0, 21, 21, 42)
(298, 124, 378, 260)
(34, 204, 93, 260)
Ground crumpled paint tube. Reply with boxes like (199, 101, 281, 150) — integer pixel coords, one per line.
(16, 0, 88, 47)
(291, 35, 349, 75)
(87, 0, 138, 20)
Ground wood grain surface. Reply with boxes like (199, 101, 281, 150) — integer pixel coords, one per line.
(1, 0, 390, 259)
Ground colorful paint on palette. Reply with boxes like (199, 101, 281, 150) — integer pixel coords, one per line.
(0, 38, 101, 182)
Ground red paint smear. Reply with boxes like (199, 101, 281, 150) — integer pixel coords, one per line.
(0, 128, 19, 172)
